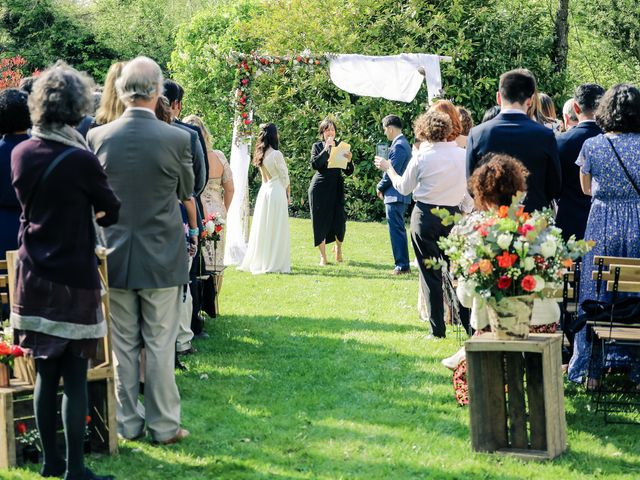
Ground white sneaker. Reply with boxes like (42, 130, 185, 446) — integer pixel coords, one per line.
(441, 347, 466, 371)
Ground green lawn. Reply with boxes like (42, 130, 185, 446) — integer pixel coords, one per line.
(7, 218, 640, 479)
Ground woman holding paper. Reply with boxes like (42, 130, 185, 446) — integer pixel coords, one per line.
(308, 117, 354, 265)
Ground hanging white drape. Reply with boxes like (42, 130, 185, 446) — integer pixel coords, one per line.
(328, 53, 443, 103)
(223, 123, 251, 266)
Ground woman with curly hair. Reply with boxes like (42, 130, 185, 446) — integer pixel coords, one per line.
(375, 110, 468, 338)
(429, 99, 466, 148)
(568, 83, 640, 389)
(442, 154, 560, 405)
(11, 62, 119, 480)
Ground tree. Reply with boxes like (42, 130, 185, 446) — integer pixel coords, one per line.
(553, 0, 570, 73)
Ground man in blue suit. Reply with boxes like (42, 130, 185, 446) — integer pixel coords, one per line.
(556, 83, 604, 242)
(376, 115, 412, 274)
(467, 69, 562, 212)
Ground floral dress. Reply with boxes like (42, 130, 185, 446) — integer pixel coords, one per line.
(567, 133, 640, 384)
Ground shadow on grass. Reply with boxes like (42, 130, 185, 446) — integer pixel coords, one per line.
(290, 262, 418, 280)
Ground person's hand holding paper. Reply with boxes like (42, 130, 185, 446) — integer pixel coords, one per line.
(328, 142, 351, 169)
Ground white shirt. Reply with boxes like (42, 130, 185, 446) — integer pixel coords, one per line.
(391, 141, 468, 206)
(500, 108, 527, 115)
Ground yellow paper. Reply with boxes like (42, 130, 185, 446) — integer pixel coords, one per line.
(328, 142, 351, 169)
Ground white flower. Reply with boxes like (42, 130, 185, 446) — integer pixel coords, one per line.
(523, 257, 535, 271)
(205, 220, 215, 234)
(540, 239, 557, 258)
(533, 275, 545, 292)
(497, 233, 513, 250)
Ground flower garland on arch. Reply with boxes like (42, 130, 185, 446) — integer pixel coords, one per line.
(228, 50, 331, 138)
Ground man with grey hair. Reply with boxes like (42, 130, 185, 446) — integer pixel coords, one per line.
(561, 98, 579, 131)
(88, 56, 194, 444)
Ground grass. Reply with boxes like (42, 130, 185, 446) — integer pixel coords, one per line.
(7, 218, 640, 479)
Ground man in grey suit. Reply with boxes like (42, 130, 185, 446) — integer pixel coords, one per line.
(88, 56, 194, 444)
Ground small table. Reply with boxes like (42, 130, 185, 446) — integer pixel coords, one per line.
(465, 333, 567, 461)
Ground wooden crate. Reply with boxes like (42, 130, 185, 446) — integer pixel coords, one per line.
(0, 375, 118, 468)
(465, 333, 567, 461)
(1, 249, 118, 468)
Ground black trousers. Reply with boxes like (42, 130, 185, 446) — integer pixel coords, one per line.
(410, 202, 458, 338)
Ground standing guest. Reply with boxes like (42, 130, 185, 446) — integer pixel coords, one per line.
(238, 123, 291, 274)
(555, 84, 605, 242)
(481, 105, 500, 123)
(88, 56, 194, 444)
(11, 62, 119, 480)
(568, 83, 640, 388)
(457, 106, 474, 138)
(309, 117, 354, 266)
(93, 61, 127, 127)
(539, 92, 562, 132)
(375, 111, 468, 339)
(466, 69, 562, 213)
(562, 98, 579, 131)
(183, 114, 234, 282)
(429, 100, 466, 148)
(375, 115, 412, 275)
(0, 89, 30, 262)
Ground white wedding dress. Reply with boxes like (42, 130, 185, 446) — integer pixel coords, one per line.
(238, 148, 291, 274)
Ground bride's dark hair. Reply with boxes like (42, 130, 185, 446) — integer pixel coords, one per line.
(253, 123, 279, 167)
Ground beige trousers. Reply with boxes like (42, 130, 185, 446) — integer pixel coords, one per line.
(110, 286, 182, 442)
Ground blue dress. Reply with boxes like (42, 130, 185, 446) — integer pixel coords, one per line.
(567, 133, 640, 383)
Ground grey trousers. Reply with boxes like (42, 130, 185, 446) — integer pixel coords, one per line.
(110, 286, 182, 442)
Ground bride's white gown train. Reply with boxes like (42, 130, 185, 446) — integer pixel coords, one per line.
(238, 148, 291, 274)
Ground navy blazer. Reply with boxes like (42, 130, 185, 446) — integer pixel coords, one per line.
(555, 121, 602, 241)
(377, 134, 412, 204)
(466, 112, 562, 212)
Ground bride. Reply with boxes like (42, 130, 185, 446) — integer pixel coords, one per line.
(238, 123, 291, 274)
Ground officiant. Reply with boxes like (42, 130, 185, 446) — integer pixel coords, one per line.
(308, 117, 354, 266)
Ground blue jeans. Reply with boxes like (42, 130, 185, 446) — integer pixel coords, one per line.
(386, 202, 410, 270)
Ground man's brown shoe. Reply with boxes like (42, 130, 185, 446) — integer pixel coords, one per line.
(391, 268, 411, 275)
(155, 428, 190, 445)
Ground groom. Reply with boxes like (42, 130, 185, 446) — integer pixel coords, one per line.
(376, 115, 412, 274)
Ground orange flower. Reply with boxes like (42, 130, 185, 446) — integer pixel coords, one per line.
(478, 259, 493, 275)
(562, 258, 574, 268)
(497, 251, 518, 269)
(468, 263, 479, 274)
(498, 205, 509, 218)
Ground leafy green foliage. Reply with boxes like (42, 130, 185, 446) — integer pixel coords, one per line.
(0, 0, 117, 82)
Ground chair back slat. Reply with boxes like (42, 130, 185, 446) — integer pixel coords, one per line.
(593, 255, 640, 267)
(593, 264, 640, 282)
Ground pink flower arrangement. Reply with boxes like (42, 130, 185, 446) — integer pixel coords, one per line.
(201, 212, 225, 245)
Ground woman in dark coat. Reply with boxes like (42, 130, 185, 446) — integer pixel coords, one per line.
(11, 62, 120, 480)
(0, 89, 30, 263)
(308, 118, 354, 265)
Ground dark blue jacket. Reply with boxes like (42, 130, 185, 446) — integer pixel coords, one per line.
(466, 112, 562, 212)
(555, 121, 602, 241)
(377, 134, 412, 204)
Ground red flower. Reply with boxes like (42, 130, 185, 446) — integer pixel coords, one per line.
(85, 415, 92, 425)
(518, 224, 535, 236)
(10, 345, 23, 357)
(497, 251, 518, 269)
(241, 78, 249, 85)
(478, 227, 489, 237)
(16, 422, 27, 435)
(0, 343, 10, 355)
(296, 56, 302, 61)
(243, 119, 251, 125)
(521, 275, 536, 292)
(241, 112, 248, 118)
(468, 263, 479, 274)
(497, 276, 512, 289)
(214, 225, 223, 233)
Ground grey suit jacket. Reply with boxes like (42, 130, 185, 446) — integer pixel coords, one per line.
(88, 108, 195, 289)
(172, 120, 206, 196)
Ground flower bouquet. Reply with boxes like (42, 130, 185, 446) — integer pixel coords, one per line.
(431, 194, 594, 339)
(16, 422, 41, 463)
(0, 330, 24, 387)
(201, 212, 225, 246)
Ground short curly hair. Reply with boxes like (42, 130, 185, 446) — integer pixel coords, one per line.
(429, 100, 462, 141)
(28, 61, 94, 128)
(595, 84, 640, 133)
(468, 154, 529, 209)
(0, 88, 31, 134)
(413, 110, 452, 143)
(457, 106, 474, 135)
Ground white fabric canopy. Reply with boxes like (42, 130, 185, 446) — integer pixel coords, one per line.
(223, 124, 251, 265)
(328, 53, 443, 103)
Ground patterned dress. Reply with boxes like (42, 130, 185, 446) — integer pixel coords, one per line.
(201, 150, 232, 272)
(567, 133, 640, 384)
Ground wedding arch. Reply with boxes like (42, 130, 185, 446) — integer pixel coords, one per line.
(223, 50, 452, 266)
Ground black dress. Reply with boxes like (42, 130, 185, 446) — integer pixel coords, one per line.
(308, 140, 355, 246)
